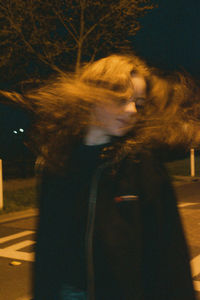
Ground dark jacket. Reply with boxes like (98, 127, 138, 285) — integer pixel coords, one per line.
(33, 151, 195, 300)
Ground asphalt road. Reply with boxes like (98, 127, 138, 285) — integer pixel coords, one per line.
(0, 217, 37, 300)
(175, 181, 200, 300)
(0, 181, 199, 300)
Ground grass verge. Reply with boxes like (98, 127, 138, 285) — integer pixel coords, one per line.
(0, 178, 38, 215)
(165, 156, 200, 177)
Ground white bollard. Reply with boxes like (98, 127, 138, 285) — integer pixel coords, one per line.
(0, 160, 3, 210)
(190, 148, 195, 177)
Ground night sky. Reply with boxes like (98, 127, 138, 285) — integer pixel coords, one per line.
(0, 0, 199, 159)
(133, 0, 200, 77)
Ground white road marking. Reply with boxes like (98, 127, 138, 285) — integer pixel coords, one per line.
(178, 202, 197, 208)
(0, 243, 35, 262)
(16, 296, 32, 300)
(0, 231, 35, 243)
(0, 231, 36, 262)
(190, 254, 200, 291)
(5, 240, 35, 251)
(193, 280, 200, 292)
(190, 255, 200, 277)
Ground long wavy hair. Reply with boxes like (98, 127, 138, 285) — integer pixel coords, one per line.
(0, 54, 200, 172)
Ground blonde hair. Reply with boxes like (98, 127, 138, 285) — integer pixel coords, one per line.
(0, 54, 199, 171)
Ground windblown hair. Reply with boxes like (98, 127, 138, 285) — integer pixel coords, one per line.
(0, 54, 200, 172)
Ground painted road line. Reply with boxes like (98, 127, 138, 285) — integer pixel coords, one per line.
(0, 244, 35, 262)
(4, 240, 35, 251)
(0, 231, 36, 262)
(0, 231, 35, 243)
(16, 296, 32, 300)
(193, 281, 200, 292)
(190, 254, 200, 292)
(191, 255, 200, 277)
(178, 202, 197, 208)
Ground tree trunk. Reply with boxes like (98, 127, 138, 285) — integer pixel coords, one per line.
(75, 0, 85, 73)
(76, 41, 82, 72)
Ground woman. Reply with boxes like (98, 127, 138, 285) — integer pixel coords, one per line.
(1, 54, 197, 299)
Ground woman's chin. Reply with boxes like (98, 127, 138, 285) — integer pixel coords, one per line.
(112, 128, 131, 137)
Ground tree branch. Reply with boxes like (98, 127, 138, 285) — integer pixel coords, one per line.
(51, 5, 79, 44)
(7, 11, 65, 75)
(83, 11, 112, 41)
(76, 0, 86, 71)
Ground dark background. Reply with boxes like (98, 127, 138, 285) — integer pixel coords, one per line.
(133, 0, 200, 77)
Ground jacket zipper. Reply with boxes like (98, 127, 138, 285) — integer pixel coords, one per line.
(85, 162, 111, 300)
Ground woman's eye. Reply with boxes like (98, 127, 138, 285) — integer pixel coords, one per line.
(135, 98, 145, 110)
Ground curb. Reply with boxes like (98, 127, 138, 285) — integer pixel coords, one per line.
(172, 176, 200, 186)
(173, 176, 200, 182)
(0, 208, 39, 224)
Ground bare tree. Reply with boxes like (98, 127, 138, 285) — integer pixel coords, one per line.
(0, 0, 153, 84)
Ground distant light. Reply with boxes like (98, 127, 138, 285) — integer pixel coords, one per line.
(19, 128, 24, 133)
(13, 130, 18, 134)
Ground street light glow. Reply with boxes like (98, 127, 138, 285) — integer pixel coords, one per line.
(19, 128, 24, 132)
(13, 130, 17, 134)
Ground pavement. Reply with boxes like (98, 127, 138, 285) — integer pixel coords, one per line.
(0, 176, 199, 300)
(172, 177, 200, 300)
(0, 208, 39, 224)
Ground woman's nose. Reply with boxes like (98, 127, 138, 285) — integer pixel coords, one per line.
(124, 101, 137, 114)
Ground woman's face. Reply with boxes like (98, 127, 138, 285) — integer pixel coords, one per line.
(85, 75, 146, 145)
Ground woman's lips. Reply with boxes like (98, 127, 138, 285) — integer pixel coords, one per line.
(116, 119, 132, 128)
(117, 118, 131, 125)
